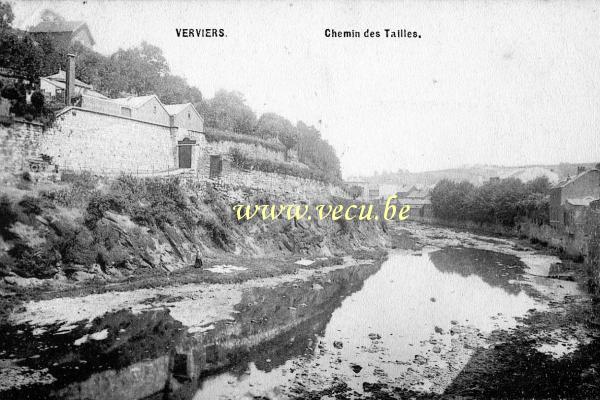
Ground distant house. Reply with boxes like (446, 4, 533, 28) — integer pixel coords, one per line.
(550, 168, 600, 228)
(40, 70, 106, 101)
(28, 10, 95, 49)
(397, 187, 433, 218)
(396, 184, 417, 198)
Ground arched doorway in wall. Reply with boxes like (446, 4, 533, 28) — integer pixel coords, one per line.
(177, 137, 196, 169)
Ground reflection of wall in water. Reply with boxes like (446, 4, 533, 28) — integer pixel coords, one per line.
(10, 262, 381, 400)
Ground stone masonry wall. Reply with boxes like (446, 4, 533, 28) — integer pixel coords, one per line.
(202, 157, 346, 203)
(585, 210, 600, 294)
(0, 119, 45, 174)
(40, 107, 177, 173)
(206, 140, 285, 162)
(420, 216, 592, 259)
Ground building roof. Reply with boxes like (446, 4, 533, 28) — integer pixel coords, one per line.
(398, 198, 432, 205)
(554, 168, 599, 189)
(112, 95, 159, 109)
(164, 103, 190, 115)
(29, 19, 85, 33)
(28, 9, 95, 46)
(405, 189, 431, 199)
(41, 77, 107, 99)
(43, 70, 92, 89)
(566, 196, 599, 207)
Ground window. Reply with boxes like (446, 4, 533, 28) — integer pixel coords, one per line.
(209, 155, 223, 179)
(188, 112, 191, 119)
(153, 105, 157, 113)
(120, 107, 131, 117)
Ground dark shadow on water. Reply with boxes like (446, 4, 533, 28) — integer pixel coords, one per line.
(0, 308, 185, 400)
(429, 247, 530, 295)
(444, 332, 600, 399)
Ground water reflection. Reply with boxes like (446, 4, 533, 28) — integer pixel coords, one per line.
(1, 247, 548, 400)
(428, 247, 529, 295)
(0, 262, 380, 400)
(194, 250, 541, 398)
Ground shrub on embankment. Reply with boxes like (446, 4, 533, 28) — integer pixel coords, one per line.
(229, 147, 338, 185)
(430, 176, 550, 227)
(0, 172, 390, 280)
(0, 172, 235, 278)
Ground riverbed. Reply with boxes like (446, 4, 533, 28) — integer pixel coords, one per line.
(1, 223, 597, 399)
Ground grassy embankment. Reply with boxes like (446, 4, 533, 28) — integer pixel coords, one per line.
(0, 172, 392, 316)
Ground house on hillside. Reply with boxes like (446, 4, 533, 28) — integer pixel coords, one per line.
(550, 168, 600, 229)
(28, 10, 95, 49)
(40, 70, 107, 101)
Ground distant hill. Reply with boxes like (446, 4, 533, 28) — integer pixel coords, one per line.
(352, 162, 598, 187)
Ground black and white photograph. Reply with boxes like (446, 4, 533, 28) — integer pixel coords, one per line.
(1, 1, 600, 399)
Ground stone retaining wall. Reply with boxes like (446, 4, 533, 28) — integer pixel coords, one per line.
(0, 119, 44, 174)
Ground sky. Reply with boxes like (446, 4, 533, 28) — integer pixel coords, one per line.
(11, 0, 600, 178)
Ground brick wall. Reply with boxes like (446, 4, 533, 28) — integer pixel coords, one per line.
(0, 119, 44, 174)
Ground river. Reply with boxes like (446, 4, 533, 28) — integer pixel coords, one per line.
(0, 223, 595, 399)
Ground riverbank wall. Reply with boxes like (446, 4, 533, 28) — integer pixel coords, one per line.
(412, 211, 600, 296)
(410, 216, 589, 260)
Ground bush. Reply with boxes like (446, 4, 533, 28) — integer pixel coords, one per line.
(18, 195, 53, 215)
(0, 195, 19, 240)
(197, 214, 230, 249)
(31, 90, 44, 112)
(39, 172, 101, 207)
(205, 127, 286, 153)
(85, 191, 127, 228)
(7, 242, 59, 278)
(61, 171, 99, 191)
(229, 147, 336, 184)
(101, 175, 192, 229)
(431, 177, 551, 227)
(0, 84, 21, 101)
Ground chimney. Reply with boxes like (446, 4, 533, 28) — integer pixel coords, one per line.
(65, 53, 75, 106)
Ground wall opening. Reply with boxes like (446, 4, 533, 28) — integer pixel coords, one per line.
(177, 137, 196, 169)
(210, 155, 223, 179)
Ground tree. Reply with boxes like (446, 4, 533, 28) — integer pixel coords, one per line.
(255, 112, 298, 159)
(0, 29, 45, 81)
(204, 90, 256, 135)
(431, 177, 550, 226)
(155, 74, 202, 105)
(107, 41, 170, 96)
(348, 185, 364, 199)
(0, 1, 14, 29)
(296, 121, 341, 181)
(256, 113, 293, 139)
